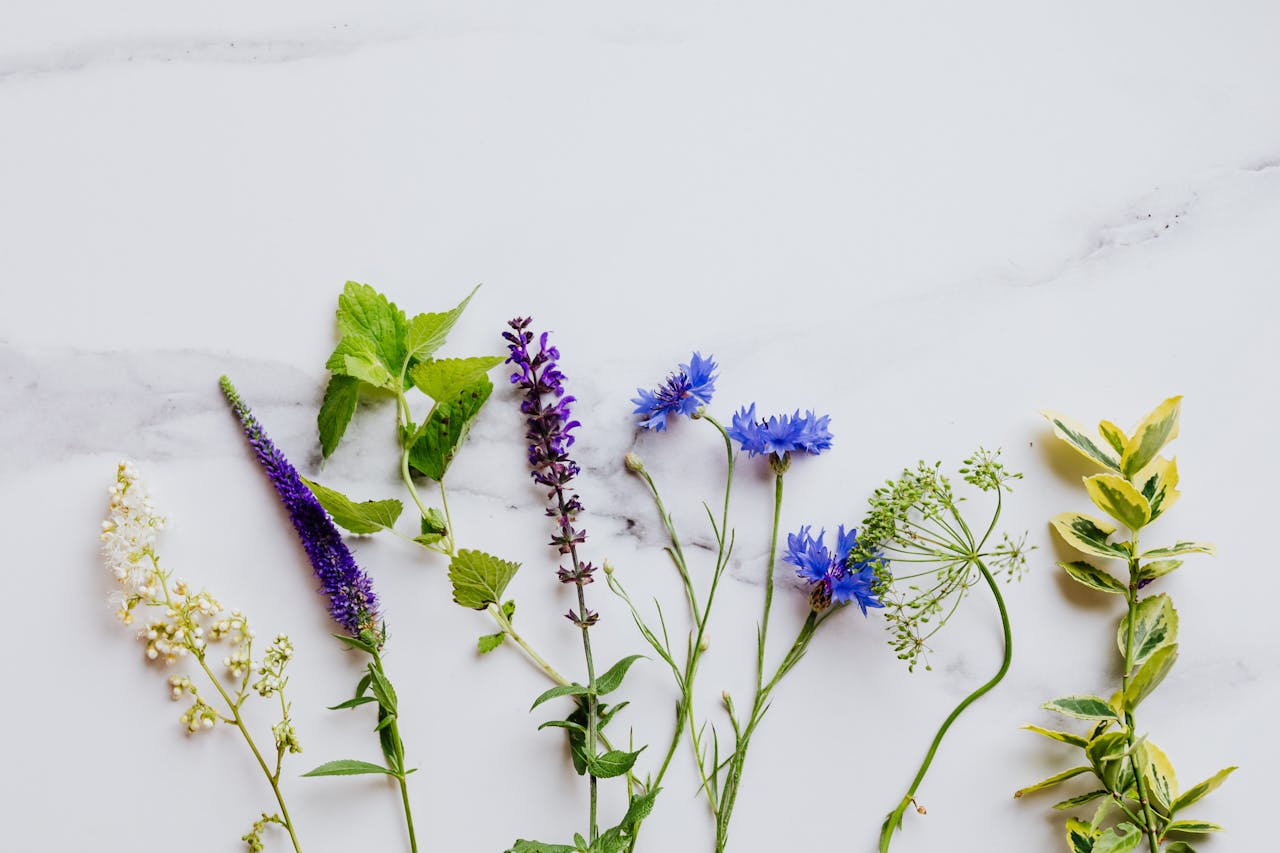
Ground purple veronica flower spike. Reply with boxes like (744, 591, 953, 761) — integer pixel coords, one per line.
(220, 376, 382, 643)
(726, 404, 834, 459)
(783, 524, 884, 614)
(631, 352, 718, 432)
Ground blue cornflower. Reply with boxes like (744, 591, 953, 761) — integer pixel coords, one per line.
(783, 524, 884, 614)
(631, 352, 718, 431)
(726, 404, 834, 459)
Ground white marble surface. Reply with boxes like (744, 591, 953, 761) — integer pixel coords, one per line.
(3, 2, 1278, 850)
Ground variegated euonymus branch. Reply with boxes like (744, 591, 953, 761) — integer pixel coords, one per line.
(1019, 397, 1234, 853)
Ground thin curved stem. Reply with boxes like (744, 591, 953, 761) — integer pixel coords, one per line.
(879, 558, 1011, 853)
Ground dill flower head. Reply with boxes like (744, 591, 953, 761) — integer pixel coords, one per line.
(784, 524, 884, 614)
(631, 352, 718, 431)
(726, 404, 833, 460)
(220, 376, 382, 644)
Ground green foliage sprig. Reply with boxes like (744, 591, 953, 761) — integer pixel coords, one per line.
(1020, 397, 1233, 853)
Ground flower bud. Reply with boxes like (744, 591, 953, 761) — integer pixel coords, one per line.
(624, 453, 645, 474)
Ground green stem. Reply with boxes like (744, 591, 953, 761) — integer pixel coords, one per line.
(879, 558, 1011, 853)
(371, 652, 419, 853)
(1122, 543, 1162, 853)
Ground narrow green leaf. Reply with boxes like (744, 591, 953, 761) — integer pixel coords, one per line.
(409, 355, 505, 402)
(588, 748, 643, 779)
(301, 477, 403, 534)
(477, 632, 505, 654)
(1140, 541, 1216, 559)
(1022, 724, 1090, 748)
(537, 719, 588, 736)
(404, 285, 480, 363)
(336, 282, 408, 375)
(302, 759, 394, 777)
(367, 665, 399, 716)
(1117, 594, 1178, 666)
(1059, 560, 1127, 594)
(1123, 643, 1178, 711)
(1051, 513, 1128, 560)
(449, 549, 521, 610)
(332, 633, 377, 655)
(1041, 410, 1122, 471)
(328, 695, 377, 710)
(531, 682, 592, 710)
(1120, 396, 1181, 478)
(1053, 790, 1108, 810)
(1166, 821, 1222, 834)
(1014, 766, 1091, 797)
(1171, 767, 1237, 814)
(1083, 474, 1152, 531)
(595, 655, 645, 696)
(318, 374, 360, 458)
(408, 378, 494, 480)
(1043, 696, 1121, 722)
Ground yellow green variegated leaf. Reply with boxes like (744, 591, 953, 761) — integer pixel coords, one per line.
(1122, 643, 1178, 711)
(1136, 559, 1183, 585)
(1164, 843, 1198, 853)
(1120, 396, 1182, 477)
(1133, 740, 1179, 815)
(1051, 513, 1129, 560)
(1083, 475, 1151, 531)
(1086, 732, 1133, 792)
(1053, 790, 1108, 810)
(1098, 420, 1129, 454)
(1065, 817, 1098, 853)
(1166, 820, 1223, 834)
(1141, 541, 1216, 559)
(1043, 696, 1122, 722)
(1015, 767, 1091, 799)
(1117, 594, 1178, 665)
(1135, 456, 1181, 519)
(1042, 410, 1122, 471)
(1171, 766, 1237, 814)
(1092, 822, 1142, 853)
(1060, 560, 1127, 594)
(1023, 724, 1090, 748)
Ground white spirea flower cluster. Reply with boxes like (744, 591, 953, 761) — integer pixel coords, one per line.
(101, 461, 166, 607)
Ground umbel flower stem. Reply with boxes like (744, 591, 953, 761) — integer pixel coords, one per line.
(878, 558, 1011, 853)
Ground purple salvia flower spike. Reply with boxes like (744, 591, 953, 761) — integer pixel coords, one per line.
(220, 376, 383, 645)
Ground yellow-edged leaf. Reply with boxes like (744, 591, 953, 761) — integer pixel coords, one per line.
(1084, 474, 1152, 531)
(1166, 820, 1223, 834)
(1121, 396, 1182, 477)
(1141, 541, 1216, 559)
(1133, 740, 1179, 814)
(1065, 817, 1098, 853)
(1023, 724, 1090, 748)
(1014, 766, 1091, 798)
(1059, 560, 1127, 594)
(1171, 766, 1237, 814)
(1042, 410, 1121, 471)
(1135, 455, 1181, 519)
(1051, 513, 1128, 559)
(1123, 643, 1178, 711)
(1117, 593, 1178, 665)
(1098, 420, 1129, 454)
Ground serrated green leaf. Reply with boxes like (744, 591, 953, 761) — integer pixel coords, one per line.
(1051, 513, 1128, 560)
(1065, 817, 1098, 853)
(1023, 724, 1090, 748)
(1059, 560, 1127, 595)
(1123, 643, 1178, 711)
(414, 508, 450, 548)
(1117, 594, 1178, 666)
(404, 285, 480, 363)
(507, 840, 577, 853)
(409, 356, 505, 403)
(301, 477, 402, 535)
(621, 788, 661, 831)
(1053, 790, 1108, 810)
(449, 549, 520, 610)
(1140, 541, 1216, 559)
(302, 758, 393, 777)
(1083, 474, 1152, 531)
(1042, 410, 1122, 471)
(318, 374, 360, 458)
(531, 682, 592, 710)
(1043, 696, 1121, 722)
(477, 633, 505, 654)
(408, 378, 494, 480)
(595, 655, 645, 696)
(1014, 766, 1091, 797)
(1136, 559, 1183, 584)
(337, 282, 407, 375)
(367, 665, 399, 716)
(1120, 396, 1181, 478)
(1171, 766, 1236, 814)
(588, 748, 643, 779)
(1166, 821, 1222, 834)
(1092, 821, 1142, 853)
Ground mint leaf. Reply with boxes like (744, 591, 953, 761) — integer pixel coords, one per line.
(302, 759, 393, 777)
(595, 655, 645, 696)
(301, 477, 402, 534)
(413, 508, 450, 547)
(337, 282, 407, 375)
(531, 682, 592, 710)
(477, 633, 505, 654)
(318, 374, 360, 458)
(408, 377, 494, 480)
(404, 284, 480, 363)
(587, 748, 643, 779)
(507, 842, 576, 853)
(448, 549, 520, 610)
(408, 356, 505, 402)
